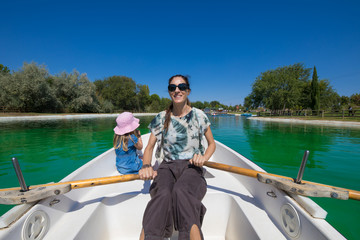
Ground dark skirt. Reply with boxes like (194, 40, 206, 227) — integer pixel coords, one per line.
(142, 160, 207, 240)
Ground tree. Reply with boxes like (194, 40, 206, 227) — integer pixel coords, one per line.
(68, 72, 100, 113)
(192, 101, 205, 109)
(11, 62, 59, 112)
(146, 94, 161, 112)
(243, 95, 253, 110)
(246, 63, 311, 110)
(310, 66, 320, 110)
(210, 101, 221, 108)
(0, 64, 10, 74)
(137, 84, 151, 111)
(340, 96, 350, 106)
(53, 70, 100, 113)
(95, 76, 138, 110)
(0, 71, 16, 108)
(350, 93, 360, 106)
(318, 79, 340, 110)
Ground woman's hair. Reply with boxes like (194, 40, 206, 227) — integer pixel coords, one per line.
(164, 74, 191, 132)
(113, 130, 140, 151)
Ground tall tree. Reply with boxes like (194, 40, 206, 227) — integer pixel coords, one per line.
(137, 84, 151, 111)
(310, 66, 320, 110)
(245, 63, 311, 110)
(318, 79, 340, 109)
(95, 76, 137, 110)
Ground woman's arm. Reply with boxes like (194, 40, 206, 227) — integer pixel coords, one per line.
(190, 126, 216, 167)
(138, 133, 158, 180)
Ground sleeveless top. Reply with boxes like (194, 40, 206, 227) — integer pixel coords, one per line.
(148, 107, 211, 161)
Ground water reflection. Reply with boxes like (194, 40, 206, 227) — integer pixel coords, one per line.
(243, 120, 335, 170)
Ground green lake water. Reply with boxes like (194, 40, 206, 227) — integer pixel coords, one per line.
(1, 115, 359, 239)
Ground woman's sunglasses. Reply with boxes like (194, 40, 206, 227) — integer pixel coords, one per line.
(168, 83, 189, 92)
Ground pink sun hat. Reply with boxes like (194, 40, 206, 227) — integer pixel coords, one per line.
(113, 112, 140, 135)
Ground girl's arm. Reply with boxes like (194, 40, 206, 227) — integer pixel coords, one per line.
(134, 135, 143, 150)
(138, 133, 157, 180)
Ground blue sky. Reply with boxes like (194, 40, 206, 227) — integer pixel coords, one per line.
(1, 0, 359, 106)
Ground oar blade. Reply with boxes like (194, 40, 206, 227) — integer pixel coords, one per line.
(0, 184, 71, 205)
(258, 173, 349, 200)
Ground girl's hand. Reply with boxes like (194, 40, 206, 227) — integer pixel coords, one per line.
(190, 154, 207, 167)
(139, 165, 157, 180)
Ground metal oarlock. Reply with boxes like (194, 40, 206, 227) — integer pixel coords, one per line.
(11, 157, 29, 192)
(295, 150, 310, 184)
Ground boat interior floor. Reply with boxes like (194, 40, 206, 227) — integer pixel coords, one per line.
(36, 166, 286, 240)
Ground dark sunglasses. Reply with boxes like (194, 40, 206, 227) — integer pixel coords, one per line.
(168, 83, 189, 92)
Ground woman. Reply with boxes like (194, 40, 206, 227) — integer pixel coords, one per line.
(139, 74, 216, 240)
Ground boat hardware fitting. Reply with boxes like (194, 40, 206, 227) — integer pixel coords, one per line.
(296, 150, 309, 184)
(12, 157, 28, 192)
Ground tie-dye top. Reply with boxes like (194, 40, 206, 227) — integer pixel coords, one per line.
(148, 107, 211, 161)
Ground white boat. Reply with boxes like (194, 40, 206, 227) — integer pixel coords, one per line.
(0, 133, 345, 240)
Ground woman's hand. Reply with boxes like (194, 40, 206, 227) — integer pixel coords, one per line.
(139, 165, 157, 180)
(190, 154, 207, 167)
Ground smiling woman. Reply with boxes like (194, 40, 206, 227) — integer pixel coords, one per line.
(138, 74, 216, 240)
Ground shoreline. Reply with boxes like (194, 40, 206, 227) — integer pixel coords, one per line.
(0, 113, 157, 122)
(248, 116, 360, 128)
(1, 113, 359, 129)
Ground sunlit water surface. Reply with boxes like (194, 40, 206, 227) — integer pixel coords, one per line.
(1, 115, 359, 239)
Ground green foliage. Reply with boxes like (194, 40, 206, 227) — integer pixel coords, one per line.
(95, 76, 154, 111)
(310, 66, 320, 110)
(0, 62, 101, 113)
(245, 63, 346, 111)
(95, 76, 137, 110)
(340, 96, 350, 106)
(318, 79, 340, 109)
(350, 93, 360, 106)
(0, 64, 10, 74)
(247, 63, 311, 110)
(192, 101, 205, 109)
(137, 84, 151, 111)
(10, 63, 59, 112)
(243, 95, 253, 110)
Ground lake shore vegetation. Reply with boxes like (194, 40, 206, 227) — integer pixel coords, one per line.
(1, 62, 358, 116)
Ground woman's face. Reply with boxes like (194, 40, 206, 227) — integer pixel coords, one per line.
(168, 76, 190, 105)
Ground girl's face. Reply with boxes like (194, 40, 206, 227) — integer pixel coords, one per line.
(168, 77, 190, 105)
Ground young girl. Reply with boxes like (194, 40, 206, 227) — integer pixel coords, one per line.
(113, 112, 143, 174)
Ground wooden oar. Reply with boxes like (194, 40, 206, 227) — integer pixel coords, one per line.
(1, 161, 360, 205)
(204, 161, 360, 201)
(0, 174, 140, 205)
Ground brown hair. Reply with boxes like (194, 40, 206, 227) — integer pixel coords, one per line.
(113, 130, 141, 151)
(164, 75, 191, 132)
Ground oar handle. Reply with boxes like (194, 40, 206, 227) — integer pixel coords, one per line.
(69, 174, 140, 189)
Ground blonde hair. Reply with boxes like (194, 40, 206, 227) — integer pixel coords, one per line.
(113, 130, 141, 151)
